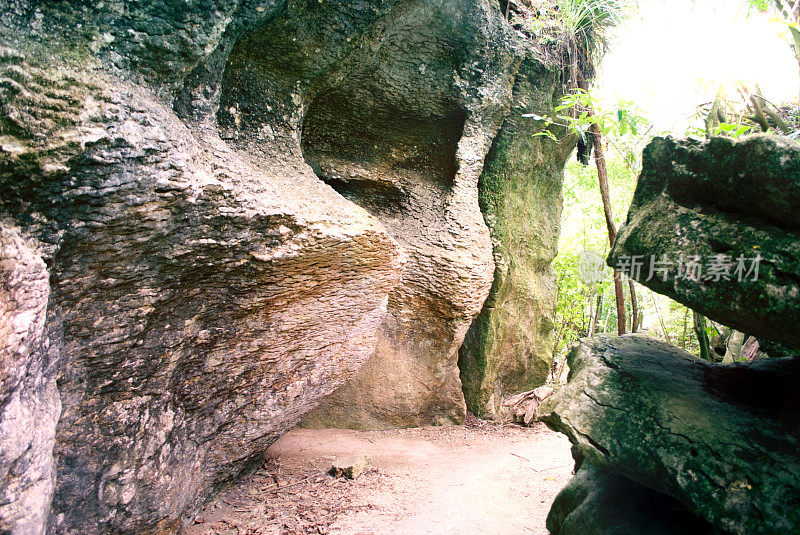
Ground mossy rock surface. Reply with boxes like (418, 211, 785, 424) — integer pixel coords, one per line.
(610, 135, 800, 349)
(541, 335, 800, 535)
(459, 57, 575, 417)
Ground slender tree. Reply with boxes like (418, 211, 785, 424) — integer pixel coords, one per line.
(693, 312, 712, 361)
(628, 279, 639, 333)
(574, 77, 626, 335)
(589, 118, 626, 334)
(588, 293, 602, 336)
(565, 0, 628, 335)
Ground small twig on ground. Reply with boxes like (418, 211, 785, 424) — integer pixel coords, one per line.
(510, 452, 531, 462)
(540, 465, 570, 472)
(262, 472, 327, 493)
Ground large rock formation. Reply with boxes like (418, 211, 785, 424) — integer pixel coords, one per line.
(296, 2, 501, 429)
(609, 135, 800, 348)
(300, 5, 571, 429)
(0, 1, 406, 533)
(0, 226, 60, 534)
(458, 58, 574, 418)
(2, 13, 404, 533)
(541, 336, 800, 534)
(0, 0, 567, 531)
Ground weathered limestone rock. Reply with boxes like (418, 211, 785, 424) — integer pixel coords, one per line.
(459, 58, 575, 418)
(1, 1, 419, 532)
(0, 226, 60, 535)
(609, 135, 800, 349)
(301, 0, 525, 429)
(541, 336, 800, 535)
(547, 465, 715, 535)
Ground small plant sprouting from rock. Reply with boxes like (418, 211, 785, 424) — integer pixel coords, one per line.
(505, 0, 628, 89)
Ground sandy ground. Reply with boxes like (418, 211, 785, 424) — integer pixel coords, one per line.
(184, 419, 573, 535)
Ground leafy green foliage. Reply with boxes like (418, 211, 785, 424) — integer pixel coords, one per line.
(553, 0, 627, 52)
(748, 0, 772, 11)
(510, 0, 629, 87)
(713, 122, 756, 138)
(548, 89, 712, 381)
(531, 90, 651, 173)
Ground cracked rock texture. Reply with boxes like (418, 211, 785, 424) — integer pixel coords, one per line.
(541, 336, 800, 534)
(609, 135, 800, 349)
(0, 0, 567, 531)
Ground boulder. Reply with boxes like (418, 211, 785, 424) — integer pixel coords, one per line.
(458, 58, 576, 418)
(609, 135, 800, 349)
(540, 335, 800, 535)
(1, 1, 409, 532)
(330, 455, 371, 480)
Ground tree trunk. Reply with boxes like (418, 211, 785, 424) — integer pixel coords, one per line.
(749, 93, 770, 132)
(693, 311, 712, 361)
(603, 300, 612, 334)
(681, 307, 689, 349)
(650, 292, 671, 345)
(627, 279, 638, 333)
(587, 120, 626, 335)
(576, 70, 626, 336)
(589, 294, 602, 336)
(752, 85, 791, 134)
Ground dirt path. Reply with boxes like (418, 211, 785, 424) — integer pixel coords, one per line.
(185, 420, 573, 535)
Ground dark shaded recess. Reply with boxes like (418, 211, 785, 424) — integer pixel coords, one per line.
(547, 466, 721, 535)
(702, 355, 800, 427)
(457, 271, 500, 415)
(301, 87, 465, 212)
(497, 0, 508, 12)
(760, 339, 799, 359)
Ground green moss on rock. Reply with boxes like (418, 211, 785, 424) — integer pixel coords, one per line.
(459, 57, 575, 417)
(610, 135, 800, 350)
